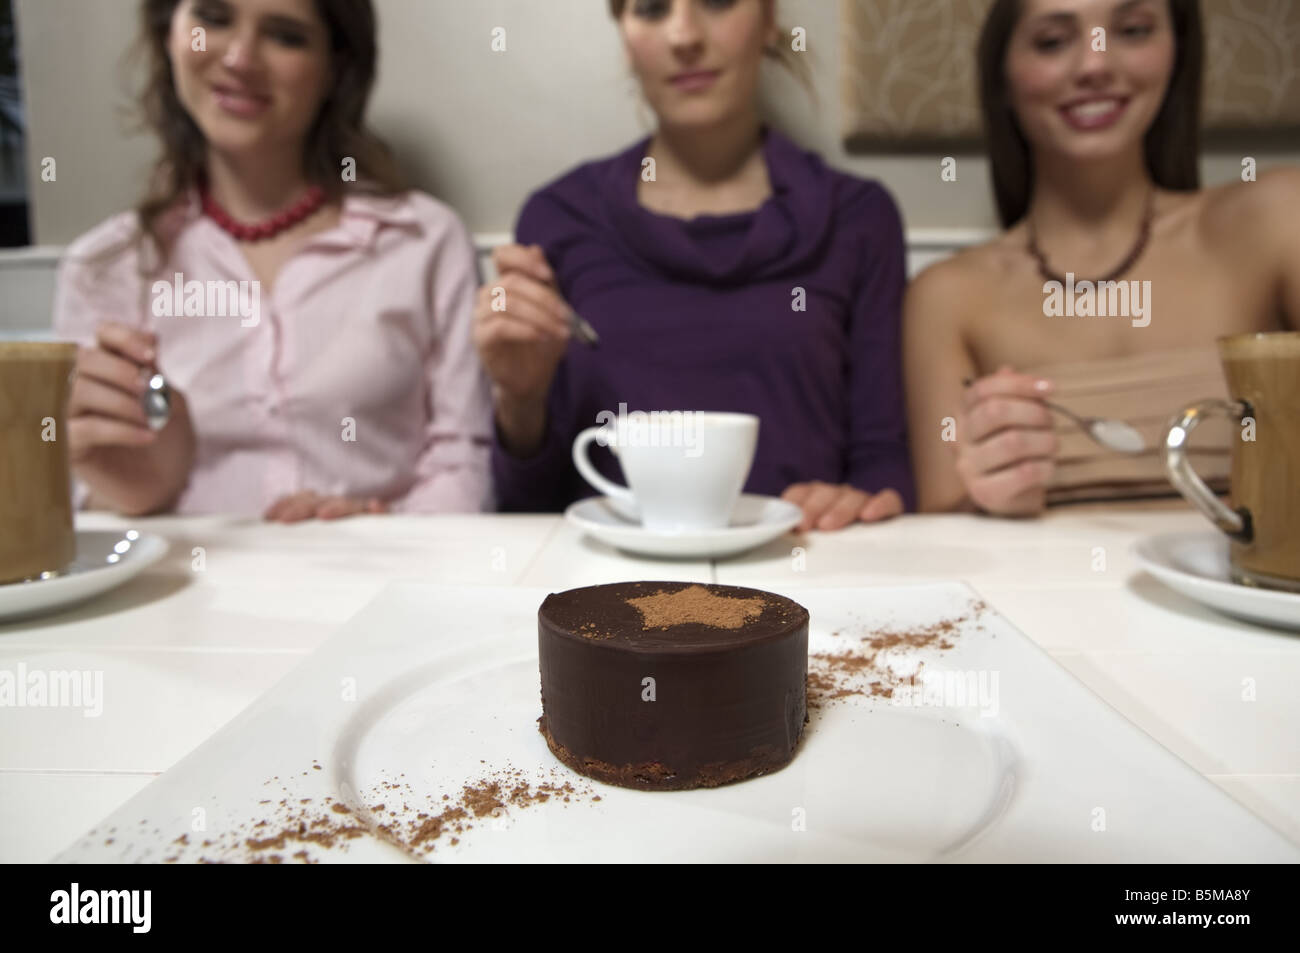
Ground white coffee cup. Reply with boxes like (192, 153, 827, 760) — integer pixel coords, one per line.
(572, 410, 758, 532)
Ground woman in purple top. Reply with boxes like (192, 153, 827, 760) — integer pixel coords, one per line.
(474, 0, 913, 531)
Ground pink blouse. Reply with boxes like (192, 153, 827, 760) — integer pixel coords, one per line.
(53, 189, 493, 515)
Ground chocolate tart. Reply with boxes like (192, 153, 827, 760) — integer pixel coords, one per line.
(537, 581, 809, 791)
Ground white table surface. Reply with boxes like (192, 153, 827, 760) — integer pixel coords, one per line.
(2, 503, 1297, 862)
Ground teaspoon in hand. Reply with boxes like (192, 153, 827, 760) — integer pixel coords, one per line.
(961, 378, 1146, 455)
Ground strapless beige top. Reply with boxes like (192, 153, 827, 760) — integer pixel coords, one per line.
(1022, 346, 1232, 505)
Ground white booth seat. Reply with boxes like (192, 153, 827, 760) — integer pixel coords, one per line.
(0, 229, 991, 338)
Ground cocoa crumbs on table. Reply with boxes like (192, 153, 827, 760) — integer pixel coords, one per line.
(79, 764, 597, 864)
(807, 602, 986, 709)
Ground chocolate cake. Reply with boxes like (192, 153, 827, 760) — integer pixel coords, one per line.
(537, 581, 809, 791)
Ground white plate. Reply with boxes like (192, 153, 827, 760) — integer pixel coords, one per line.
(57, 583, 1298, 862)
(0, 530, 169, 623)
(1133, 531, 1300, 631)
(565, 493, 802, 560)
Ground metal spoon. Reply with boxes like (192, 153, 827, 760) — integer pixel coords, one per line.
(961, 378, 1146, 454)
(569, 311, 600, 347)
(1044, 400, 1146, 454)
(142, 372, 172, 431)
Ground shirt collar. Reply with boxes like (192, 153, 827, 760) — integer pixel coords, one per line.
(328, 190, 421, 251)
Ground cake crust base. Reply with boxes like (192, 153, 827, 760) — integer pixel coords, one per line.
(538, 714, 804, 792)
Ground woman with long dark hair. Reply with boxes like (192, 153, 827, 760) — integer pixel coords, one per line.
(54, 0, 491, 518)
(904, 0, 1299, 514)
(476, 0, 913, 532)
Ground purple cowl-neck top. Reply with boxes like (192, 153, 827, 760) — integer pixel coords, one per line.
(491, 128, 914, 512)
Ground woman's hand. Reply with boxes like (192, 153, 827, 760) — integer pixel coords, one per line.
(956, 367, 1058, 516)
(263, 491, 387, 523)
(473, 244, 572, 456)
(67, 321, 195, 516)
(781, 482, 904, 531)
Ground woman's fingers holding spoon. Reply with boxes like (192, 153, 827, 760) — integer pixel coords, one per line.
(75, 347, 150, 399)
(963, 372, 1144, 454)
(962, 427, 1059, 476)
(484, 273, 571, 336)
(964, 396, 1054, 444)
(68, 375, 149, 425)
(962, 370, 1053, 409)
(492, 243, 556, 286)
(95, 321, 157, 366)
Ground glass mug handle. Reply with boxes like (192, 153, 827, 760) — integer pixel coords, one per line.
(1162, 399, 1253, 543)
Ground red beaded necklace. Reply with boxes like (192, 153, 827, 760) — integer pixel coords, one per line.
(200, 183, 327, 242)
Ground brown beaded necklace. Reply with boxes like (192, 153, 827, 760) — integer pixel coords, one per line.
(1027, 189, 1156, 285)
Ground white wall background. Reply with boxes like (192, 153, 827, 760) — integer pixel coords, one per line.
(13, 0, 1298, 247)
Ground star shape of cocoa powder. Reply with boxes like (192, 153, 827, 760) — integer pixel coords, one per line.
(625, 585, 768, 630)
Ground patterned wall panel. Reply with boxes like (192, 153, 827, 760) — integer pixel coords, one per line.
(841, 0, 1300, 146)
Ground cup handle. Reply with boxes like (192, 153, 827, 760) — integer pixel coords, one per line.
(1162, 399, 1253, 543)
(572, 427, 637, 509)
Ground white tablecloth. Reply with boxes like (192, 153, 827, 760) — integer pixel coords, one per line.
(2, 504, 1297, 861)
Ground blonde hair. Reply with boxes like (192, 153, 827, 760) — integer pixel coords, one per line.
(606, 0, 812, 91)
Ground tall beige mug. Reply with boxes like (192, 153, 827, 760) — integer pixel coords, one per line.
(0, 342, 78, 584)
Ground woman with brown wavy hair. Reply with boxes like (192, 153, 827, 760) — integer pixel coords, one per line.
(904, 0, 1299, 515)
(54, 0, 491, 519)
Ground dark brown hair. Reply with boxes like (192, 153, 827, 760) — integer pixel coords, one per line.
(134, 0, 404, 252)
(607, 0, 812, 89)
(977, 0, 1203, 228)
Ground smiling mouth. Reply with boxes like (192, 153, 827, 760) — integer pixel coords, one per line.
(1059, 97, 1130, 130)
(212, 84, 272, 117)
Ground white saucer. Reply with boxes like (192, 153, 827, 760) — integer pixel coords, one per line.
(0, 530, 169, 623)
(565, 493, 802, 559)
(1133, 531, 1300, 631)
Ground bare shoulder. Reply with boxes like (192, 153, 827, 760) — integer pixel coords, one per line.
(905, 231, 1017, 329)
(1198, 166, 1300, 245)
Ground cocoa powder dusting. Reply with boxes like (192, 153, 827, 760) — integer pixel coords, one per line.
(626, 584, 768, 630)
